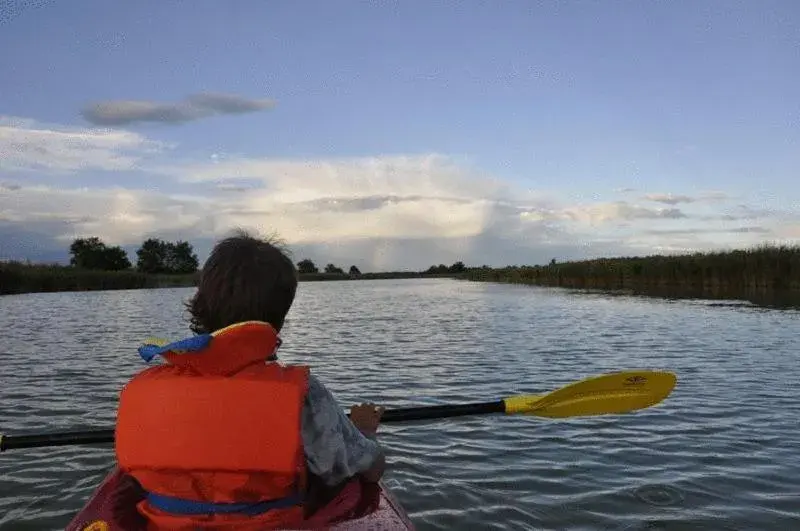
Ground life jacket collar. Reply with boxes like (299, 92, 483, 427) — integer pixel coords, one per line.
(137, 321, 281, 376)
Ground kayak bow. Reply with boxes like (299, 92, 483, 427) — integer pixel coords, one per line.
(66, 467, 416, 531)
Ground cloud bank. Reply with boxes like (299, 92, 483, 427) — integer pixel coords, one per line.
(0, 116, 165, 172)
(0, 116, 796, 270)
(80, 92, 276, 126)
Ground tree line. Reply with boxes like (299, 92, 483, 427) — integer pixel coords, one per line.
(69, 237, 199, 274)
(296, 259, 359, 276)
(67, 240, 471, 278)
(295, 259, 468, 276)
(425, 261, 466, 274)
(7, 237, 796, 305)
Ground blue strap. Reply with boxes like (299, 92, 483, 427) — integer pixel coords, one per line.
(145, 491, 304, 516)
(137, 334, 213, 362)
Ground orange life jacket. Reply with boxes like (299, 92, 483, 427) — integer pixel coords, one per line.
(115, 321, 310, 530)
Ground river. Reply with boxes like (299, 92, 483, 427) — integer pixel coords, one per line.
(1, 278, 798, 530)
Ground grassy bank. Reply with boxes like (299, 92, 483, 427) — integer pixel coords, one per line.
(0, 262, 198, 295)
(0, 262, 457, 295)
(460, 245, 800, 305)
(6, 245, 799, 304)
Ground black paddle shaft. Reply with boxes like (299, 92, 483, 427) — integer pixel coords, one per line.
(0, 400, 506, 451)
(1, 430, 114, 451)
(380, 400, 504, 422)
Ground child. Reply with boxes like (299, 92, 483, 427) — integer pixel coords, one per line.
(114, 229, 386, 529)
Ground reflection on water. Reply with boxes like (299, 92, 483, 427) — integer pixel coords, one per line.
(632, 484, 685, 507)
(1, 279, 799, 530)
(572, 285, 800, 311)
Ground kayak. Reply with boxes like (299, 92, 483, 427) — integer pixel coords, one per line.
(66, 467, 415, 530)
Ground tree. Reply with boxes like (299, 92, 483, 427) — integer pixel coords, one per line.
(349, 265, 361, 276)
(136, 238, 167, 274)
(325, 263, 344, 274)
(448, 261, 466, 273)
(70, 237, 106, 269)
(167, 240, 199, 274)
(103, 246, 133, 271)
(426, 264, 449, 274)
(136, 238, 199, 274)
(69, 237, 131, 271)
(297, 259, 318, 274)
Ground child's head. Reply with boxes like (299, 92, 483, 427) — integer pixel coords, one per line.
(186, 229, 298, 334)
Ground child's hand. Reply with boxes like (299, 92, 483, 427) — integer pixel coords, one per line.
(349, 402, 385, 435)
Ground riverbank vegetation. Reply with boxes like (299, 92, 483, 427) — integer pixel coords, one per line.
(0, 237, 467, 295)
(3, 236, 798, 306)
(0, 261, 199, 295)
(68, 237, 200, 274)
(0, 261, 461, 295)
(1, 236, 201, 294)
(462, 244, 800, 305)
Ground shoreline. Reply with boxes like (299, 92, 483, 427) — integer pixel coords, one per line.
(459, 278, 800, 310)
(0, 263, 457, 296)
(3, 245, 798, 309)
(458, 244, 800, 309)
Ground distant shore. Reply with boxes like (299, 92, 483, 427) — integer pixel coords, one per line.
(0, 261, 456, 295)
(460, 245, 800, 308)
(3, 245, 799, 308)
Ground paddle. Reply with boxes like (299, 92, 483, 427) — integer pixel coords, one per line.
(0, 370, 676, 452)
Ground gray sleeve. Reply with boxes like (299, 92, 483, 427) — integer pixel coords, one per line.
(301, 374, 384, 487)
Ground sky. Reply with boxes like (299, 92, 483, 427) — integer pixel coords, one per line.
(0, 1, 798, 271)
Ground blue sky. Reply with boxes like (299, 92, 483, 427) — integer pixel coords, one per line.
(1, 1, 798, 270)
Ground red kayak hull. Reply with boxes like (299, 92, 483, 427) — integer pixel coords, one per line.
(65, 467, 415, 530)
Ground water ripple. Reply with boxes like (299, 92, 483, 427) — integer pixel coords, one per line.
(1, 280, 800, 530)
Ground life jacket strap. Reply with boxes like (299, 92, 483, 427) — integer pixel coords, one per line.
(145, 491, 304, 516)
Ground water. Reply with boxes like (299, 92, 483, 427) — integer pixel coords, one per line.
(1, 278, 799, 530)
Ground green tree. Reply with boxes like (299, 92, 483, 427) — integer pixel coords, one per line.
(325, 263, 344, 274)
(426, 264, 449, 274)
(167, 240, 199, 274)
(70, 237, 105, 269)
(349, 265, 361, 276)
(136, 239, 199, 274)
(448, 261, 466, 273)
(136, 238, 167, 274)
(297, 259, 318, 274)
(103, 246, 133, 271)
(69, 237, 131, 270)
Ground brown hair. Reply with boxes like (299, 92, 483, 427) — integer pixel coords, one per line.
(186, 229, 298, 334)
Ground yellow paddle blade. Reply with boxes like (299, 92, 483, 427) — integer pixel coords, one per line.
(503, 370, 677, 418)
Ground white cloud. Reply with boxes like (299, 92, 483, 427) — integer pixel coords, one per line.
(0, 117, 796, 269)
(0, 158, 499, 246)
(153, 154, 521, 243)
(0, 184, 214, 246)
(163, 153, 508, 202)
(0, 116, 166, 173)
(0, 153, 576, 267)
(519, 201, 686, 225)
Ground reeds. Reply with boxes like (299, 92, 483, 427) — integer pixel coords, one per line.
(461, 244, 800, 304)
(0, 262, 198, 295)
